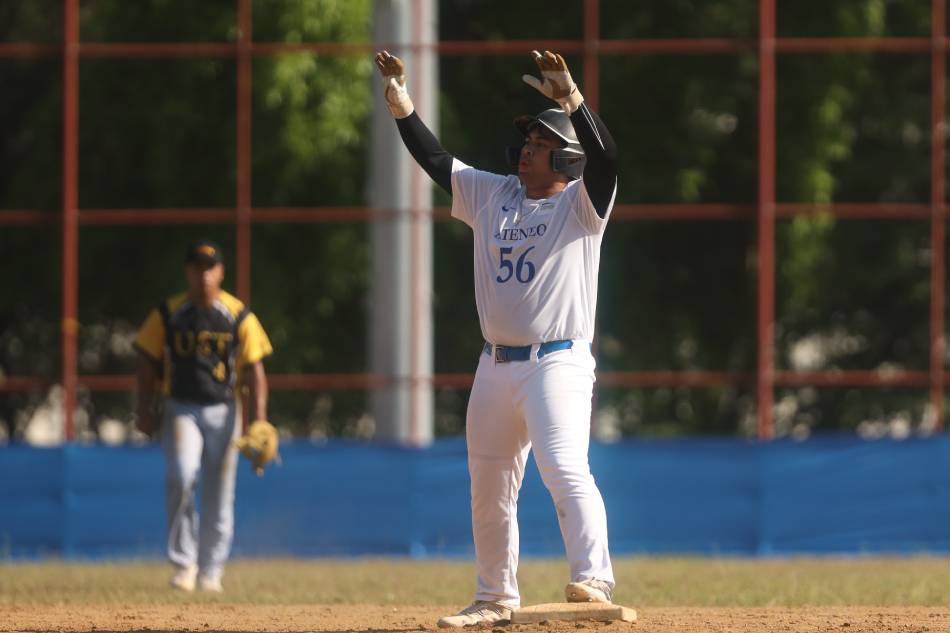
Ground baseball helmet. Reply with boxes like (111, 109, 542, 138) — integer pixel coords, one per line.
(506, 108, 586, 180)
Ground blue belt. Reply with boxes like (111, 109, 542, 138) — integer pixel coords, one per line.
(483, 339, 574, 362)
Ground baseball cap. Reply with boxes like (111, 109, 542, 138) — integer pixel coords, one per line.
(184, 239, 223, 266)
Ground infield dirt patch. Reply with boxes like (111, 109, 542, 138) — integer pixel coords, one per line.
(3, 605, 950, 633)
(5, 559, 950, 632)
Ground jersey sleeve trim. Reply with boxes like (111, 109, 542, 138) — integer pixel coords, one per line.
(237, 312, 274, 367)
(134, 305, 167, 362)
(451, 160, 519, 229)
(133, 342, 163, 363)
(450, 158, 475, 227)
(166, 293, 189, 313)
(217, 291, 247, 320)
(576, 176, 616, 234)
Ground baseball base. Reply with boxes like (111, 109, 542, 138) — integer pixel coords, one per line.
(511, 602, 637, 624)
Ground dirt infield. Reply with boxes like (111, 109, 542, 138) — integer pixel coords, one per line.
(4, 559, 950, 632)
(3, 604, 950, 632)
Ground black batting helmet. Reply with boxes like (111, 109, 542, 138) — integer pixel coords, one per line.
(506, 108, 586, 180)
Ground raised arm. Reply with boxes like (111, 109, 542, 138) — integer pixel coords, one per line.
(375, 50, 453, 194)
(569, 103, 617, 218)
(522, 50, 618, 218)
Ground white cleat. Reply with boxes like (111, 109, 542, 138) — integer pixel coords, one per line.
(169, 564, 198, 592)
(197, 574, 224, 593)
(565, 579, 613, 603)
(437, 601, 512, 628)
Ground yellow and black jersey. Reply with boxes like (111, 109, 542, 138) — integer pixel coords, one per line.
(135, 291, 273, 404)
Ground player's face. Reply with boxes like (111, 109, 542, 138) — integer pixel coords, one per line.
(517, 128, 565, 187)
(185, 261, 224, 299)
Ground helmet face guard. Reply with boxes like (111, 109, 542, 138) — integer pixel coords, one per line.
(506, 145, 586, 180)
(506, 108, 587, 180)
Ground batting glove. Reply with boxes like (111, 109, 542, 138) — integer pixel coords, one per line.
(522, 50, 584, 114)
(375, 50, 415, 119)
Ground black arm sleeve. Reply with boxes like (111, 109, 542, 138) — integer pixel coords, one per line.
(569, 103, 618, 219)
(395, 112, 454, 195)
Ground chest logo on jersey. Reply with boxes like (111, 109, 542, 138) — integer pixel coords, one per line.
(494, 223, 547, 241)
(173, 330, 234, 358)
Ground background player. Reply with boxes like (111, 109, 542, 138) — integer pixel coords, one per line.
(135, 240, 273, 593)
(375, 50, 619, 627)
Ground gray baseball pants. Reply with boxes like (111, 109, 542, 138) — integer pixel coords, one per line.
(162, 398, 240, 580)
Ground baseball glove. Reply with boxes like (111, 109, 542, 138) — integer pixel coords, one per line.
(235, 420, 281, 476)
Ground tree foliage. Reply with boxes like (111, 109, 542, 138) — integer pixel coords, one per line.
(0, 0, 941, 440)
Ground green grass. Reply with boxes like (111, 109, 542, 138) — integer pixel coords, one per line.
(2, 557, 949, 607)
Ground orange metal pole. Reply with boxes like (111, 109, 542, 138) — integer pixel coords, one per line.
(5, 202, 943, 227)
(931, 0, 946, 431)
(10, 38, 950, 59)
(62, 0, 79, 441)
(236, 0, 252, 302)
(583, 0, 601, 435)
(6, 367, 947, 394)
(582, 0, 600, 111)
(756, 0, 776, 440)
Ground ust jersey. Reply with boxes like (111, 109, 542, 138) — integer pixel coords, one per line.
(451, 158, 614, 346)
(135, 291, 273, 404)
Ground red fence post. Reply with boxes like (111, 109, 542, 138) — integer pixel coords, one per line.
(757, 0, 777, 439)
(583, 0, 600, 112)
(931, 0, 946, 431)
(236, 0, 252, 303)
(62, 0, 79, 441)
(583, 0, 601, 435)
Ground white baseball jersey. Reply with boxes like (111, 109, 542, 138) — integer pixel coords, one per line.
(451, 158, 614, 346)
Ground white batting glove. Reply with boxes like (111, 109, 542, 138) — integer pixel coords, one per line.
(522, 50, 584, 114)
(375, 50, 415, 119)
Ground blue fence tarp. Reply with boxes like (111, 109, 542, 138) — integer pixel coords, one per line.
(2, 436, 950, 559)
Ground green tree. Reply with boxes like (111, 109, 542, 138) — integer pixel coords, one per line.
(0, 0, 941, 440)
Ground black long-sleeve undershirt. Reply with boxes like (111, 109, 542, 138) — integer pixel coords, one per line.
(395, 112, 454, 195)
(394, 103, 618, 219)
(569, 102, 618, 219)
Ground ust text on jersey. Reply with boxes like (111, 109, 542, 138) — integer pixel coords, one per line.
(160, 299, 248, 404)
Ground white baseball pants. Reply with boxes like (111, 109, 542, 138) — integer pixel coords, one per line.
(162, 398, 240, 580)
(466, 341, 614, 607)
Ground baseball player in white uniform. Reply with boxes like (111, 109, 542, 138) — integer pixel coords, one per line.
(375, 50, 618, 627)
